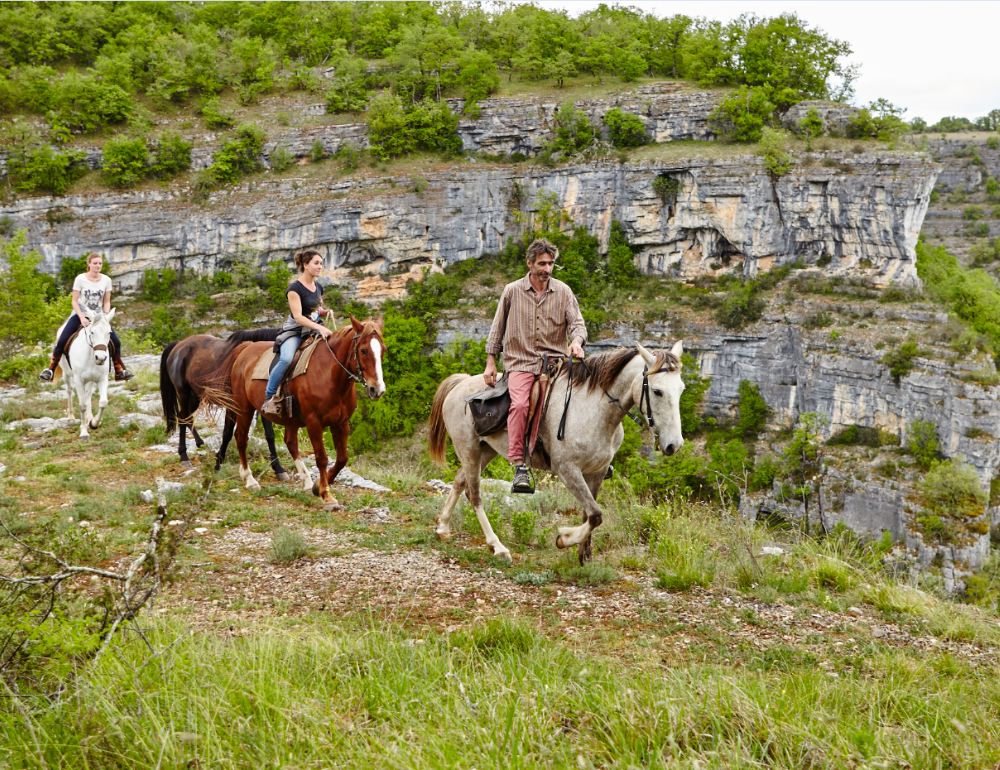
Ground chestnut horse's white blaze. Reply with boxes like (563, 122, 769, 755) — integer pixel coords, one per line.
(429, 341, 686, 564)
(371, 339, 386, 397)
(57, 307, 116, 441)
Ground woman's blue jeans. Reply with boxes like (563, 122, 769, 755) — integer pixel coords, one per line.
(265, 336, 301, 399)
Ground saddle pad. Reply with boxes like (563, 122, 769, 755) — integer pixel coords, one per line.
(250, 336, 323, 381)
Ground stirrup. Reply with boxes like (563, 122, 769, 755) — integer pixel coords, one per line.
(39, 368, 54, 381)
(261, 397, 281, 416)
(511, 465, 535, 495)
(115, 368, 135, 382)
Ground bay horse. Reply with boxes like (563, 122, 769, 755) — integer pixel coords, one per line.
(214, 316, 386, 510)
(429, 341, 685, 564)
(159, 329, 289, 477)
(54, 306, 116, 440)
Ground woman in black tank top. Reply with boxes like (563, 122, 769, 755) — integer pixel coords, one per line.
(262, 249, 334, 415)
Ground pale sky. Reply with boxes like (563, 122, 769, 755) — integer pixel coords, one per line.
(537, 1, 1000, 124)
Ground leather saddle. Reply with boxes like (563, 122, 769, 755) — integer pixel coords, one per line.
(465, 363, 555, 438)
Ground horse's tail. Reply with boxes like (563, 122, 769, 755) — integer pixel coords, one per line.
(52, 363, 63, 385)
(429, 373, 468, 466)
(160, 341, 180, 436)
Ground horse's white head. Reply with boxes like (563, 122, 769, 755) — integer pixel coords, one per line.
(635, 340, 686, 456)
(82, 306, 115, 366)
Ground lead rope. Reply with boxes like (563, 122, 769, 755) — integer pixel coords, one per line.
(557, 356, 577, 441)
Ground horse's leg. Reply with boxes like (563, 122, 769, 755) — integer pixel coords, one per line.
(305, 418, 340, 511)
(464, 444, 510, 562)
(178, 423, 191, 466)
(89, 369, 109, 429)
(435, 468, 468, 540)
(576, 472, 607, 565)
(554, 465, 606, 562)
(64, 364, 74, 420)
(326, 421, 349, 487)
(262, 416, 290, 481)
(77, 378, 92, 440)
(284, 427, 312, 493)
(190, 425, 205, 449)
(235, 410, 260, 491)
(215, 410, 237, 471)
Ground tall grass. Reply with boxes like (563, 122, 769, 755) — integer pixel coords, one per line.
(2, 617, 1000, 769)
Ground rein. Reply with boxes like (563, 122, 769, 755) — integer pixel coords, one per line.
(324, 332, 364, 383)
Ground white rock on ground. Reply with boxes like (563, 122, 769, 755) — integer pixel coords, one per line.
(118, 413, 162, 430)
(5, 416, 77, 433)
(0, 387, 27, 404)
(135, 394, 162, 414)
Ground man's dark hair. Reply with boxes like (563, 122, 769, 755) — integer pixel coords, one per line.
(525, 238, 559, 264)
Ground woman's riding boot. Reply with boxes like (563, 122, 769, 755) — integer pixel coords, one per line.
(261, 396, 281, 416)
(111, 352, 134, 381)
(38, 352, 61, 381)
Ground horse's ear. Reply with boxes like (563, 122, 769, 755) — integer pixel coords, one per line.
(636, 342, 656, 368)
(106, 307, 116, 324)
(670, 339, 683, 363)
(375, 315, 384, 331)
(350, 315, 364, 333)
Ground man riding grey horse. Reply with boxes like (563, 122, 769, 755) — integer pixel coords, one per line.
(483, 237, 587, 494)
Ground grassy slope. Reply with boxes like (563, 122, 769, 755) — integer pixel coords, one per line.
(2, 361, 1000, 768)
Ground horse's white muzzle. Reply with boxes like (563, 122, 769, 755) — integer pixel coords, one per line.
(660, 435, 683, 457)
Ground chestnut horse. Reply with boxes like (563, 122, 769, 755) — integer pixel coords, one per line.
(217, 317, 386, 510)
(160, 329, 289, 477)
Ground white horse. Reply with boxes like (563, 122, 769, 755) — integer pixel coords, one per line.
(55, 307, 116, 440)
(429, 341, 685, 563)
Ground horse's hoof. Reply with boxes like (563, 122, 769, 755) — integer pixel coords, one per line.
(79, 434, 90, 441)
(495, 550, 513, 564)
(88, 422, 99, 430)
(435, 531, 452, 541)
(276, 472, 291, 482)
(180, 460, 193, 469)
(248, 482, 261, 491)
(323, 502, 342, 512)
(312, 481, 320, 497)
(555, 534, 567, 549)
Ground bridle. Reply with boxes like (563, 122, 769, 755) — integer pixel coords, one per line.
(323, 329, 380, 385)
(83, 323, 108, 357)
(605, 363, 657, 429)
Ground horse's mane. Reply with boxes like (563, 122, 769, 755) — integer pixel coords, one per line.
(328, 319, 383, 342)
(554, 347, 680, 392)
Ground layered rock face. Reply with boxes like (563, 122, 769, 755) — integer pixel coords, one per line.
(0, 151, 936, 290)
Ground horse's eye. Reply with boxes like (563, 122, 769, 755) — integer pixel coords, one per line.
(361, 349, 367, 355)
(653, 389, 663, 397)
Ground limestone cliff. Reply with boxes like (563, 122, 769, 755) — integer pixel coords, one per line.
(0, 150, 936, 292)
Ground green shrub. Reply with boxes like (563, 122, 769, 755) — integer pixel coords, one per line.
(653, 175, 681, 206)
(151, 132, 192, 177)
(224, 36, 279, 105)
(11, 145, 87, 195)
(963, 205, 985, 221)
(139, 268, 178, 303)
(798, 107, 824, 141)
(0, 231, 73, 361)
(655, 537, 715, 591)
(603, 108, 646, 148)
(737, 380, 769, 437)
(846, 99, 906, 140)
(366, 93, 461, 160)
(143, 305, 193, 346)
(986, 178, 999, 199)
(101, 135, 148, 188)
(264, 259, 294, 313)
(58, 255, 88, 290)
(916, 459, 985, 541)
(52, 72, 134, 133)
(881, 341, 920, 385)
(988, 136, 999, 150)
(969, 237, 1000, 266)
(308, 140, 326, 162)
(828, 425, 898, 447)
(208, 123, 265, 185)
(324, 58, 369, 113)
(907, 420, 939, 470)
(270, 526, 310, 564)
(270, 144, 293, 172)
(199, 97, 235, 131)
(758, 127, 792, 178)
(549, 103, 596, 156)
(709, 85, 774, 143)
(717, 280, 766, 329)
(679, 352, 711, 437)
(334, 142, 361, 170)
(510, 508, 538, 546)
(457, 46, 500, 106)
